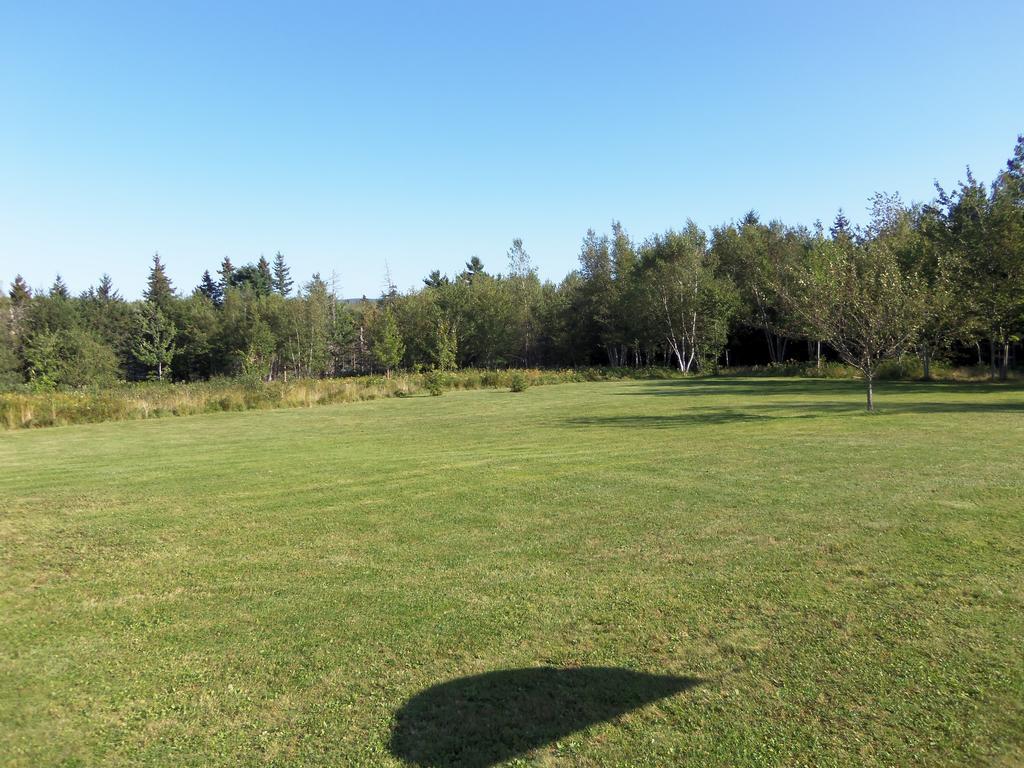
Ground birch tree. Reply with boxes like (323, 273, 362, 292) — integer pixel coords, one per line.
(638, 224, 736, 372)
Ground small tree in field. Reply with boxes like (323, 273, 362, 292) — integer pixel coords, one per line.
(132, 303, 177, 381)
(785, 237, 924, 411)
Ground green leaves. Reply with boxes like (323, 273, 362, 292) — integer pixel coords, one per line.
(132, 302, 177, 380)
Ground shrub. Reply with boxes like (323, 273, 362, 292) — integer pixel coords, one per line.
(804, 361, 857, 379)
(876, 357, 924, 380)
(509, 371, 529, 392)
(424, 370, 448, 396)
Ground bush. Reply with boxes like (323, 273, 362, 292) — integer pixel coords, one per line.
(805, 361, 857, 379)
(875, 357, 924, 380)
(509, 371, 529, 392)
(424, 370, 448, 396)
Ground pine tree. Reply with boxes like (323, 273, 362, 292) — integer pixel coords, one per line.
(830, 209, 852, 240)
(197, 270, 223, 305)
(50, 274, 70, 299)
(272, 252, 293, 296)
(144, 253, 175, 309)
(96, 274, 119, 302)
(9, 275, 31, 304)
(218, 257, 235, 292)
(1004, 133, 1024, 182)
(382, 263, 396, 300)
(230, 262, 273, 295)
(459, 256, 486, 284)
(257, 255, 273, 288)
(423, 270, 449, 288)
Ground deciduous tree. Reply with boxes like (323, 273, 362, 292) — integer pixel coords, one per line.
(132, 303, 177, 381)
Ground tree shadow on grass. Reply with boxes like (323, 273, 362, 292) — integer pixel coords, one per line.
(567, 397, 1024, 428)
(389, 667, 700, 768)
(617, 378, 1024, 401)
(568, 410, 782, 428)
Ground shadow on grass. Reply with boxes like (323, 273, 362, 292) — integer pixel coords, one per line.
(617, 377, 1024, 400)
(569, 409, 782, 427)
(389, 667, 699, 768)
(568, 397, 1024, 428)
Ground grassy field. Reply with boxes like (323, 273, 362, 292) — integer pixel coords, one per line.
(2, 378, 1022, 767)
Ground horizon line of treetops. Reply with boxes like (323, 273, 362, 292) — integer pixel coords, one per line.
(2, 135, 1022, 408)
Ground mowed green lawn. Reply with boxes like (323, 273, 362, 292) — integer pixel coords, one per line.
(2, 378, 1023, 767)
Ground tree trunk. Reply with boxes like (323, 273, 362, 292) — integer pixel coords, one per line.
(157, 361, 163, 381)
(816, 341, 821, 370)
(921, 344, 931, 381)
(990, 339, 996, 381)
(1001, 342, 1010, 381)
(866, 373, 874, 412)
(606, 344, 619, 367)
(764, 327, 779, 364)
(666, 337, 685, 372)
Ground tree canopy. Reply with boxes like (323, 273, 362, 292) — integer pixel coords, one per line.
(2, 136, 1022, 409)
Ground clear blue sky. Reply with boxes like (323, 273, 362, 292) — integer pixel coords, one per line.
(2, 1, 1022, 299)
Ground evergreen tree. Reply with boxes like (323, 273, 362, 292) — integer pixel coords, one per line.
(96, 274, 119, 302)
(50, 274, 70, 299)
(79, 274, 132, 365)
(272, 252, 293, 296)
(257, 255, 273, 288)
(218, 257, 235, 291)
(144, 253, 175, 309)
(423, 270, 449, 288)
(830, 209, 852, 240)
(229, 262, 274, 295)
(381, 264, 397, 300)
(296, 274, 335, 376)
(9, 275, 31, 304)
(197, 270, 223, 305)
(459, 257, 486, 284)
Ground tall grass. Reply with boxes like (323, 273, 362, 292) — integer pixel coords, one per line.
(1, 363, 1012, 430)
(0, 369, 671, 430)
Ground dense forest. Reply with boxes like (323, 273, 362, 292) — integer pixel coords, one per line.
(3, 137, 1022, 397)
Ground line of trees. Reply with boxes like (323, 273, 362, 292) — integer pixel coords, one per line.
(2, 137, 1022, 409)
